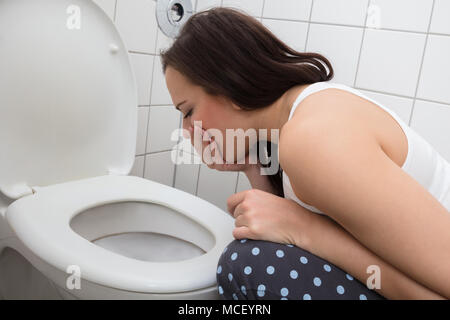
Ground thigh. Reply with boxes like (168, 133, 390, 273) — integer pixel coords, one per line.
(216, 239, 385, 300)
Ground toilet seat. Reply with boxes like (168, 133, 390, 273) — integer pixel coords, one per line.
(6, 174, 234, 293)
(0, 0, 235, 298)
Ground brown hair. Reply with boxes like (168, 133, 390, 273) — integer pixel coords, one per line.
(160, 7, 333, 197)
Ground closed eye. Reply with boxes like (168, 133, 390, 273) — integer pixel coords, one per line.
(183, 109, 193, 119)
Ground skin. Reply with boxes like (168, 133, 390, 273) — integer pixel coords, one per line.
(165, 66, 450, 299)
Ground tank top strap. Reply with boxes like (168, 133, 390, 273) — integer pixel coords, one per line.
(288, 82, 334, 121)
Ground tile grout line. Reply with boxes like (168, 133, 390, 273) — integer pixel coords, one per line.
(261, 17, 450, 38)
(303, 0, 315, 51)
(172, 114, 183, 188)
(260, 0, 266, 19)
(352, 0, 371, 87)
(113, 0, 118, 22)
(141, 18, 161, 179)
(408, 0, 436, 126)
(195, 162, 202, 196)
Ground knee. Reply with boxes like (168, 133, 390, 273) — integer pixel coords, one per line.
(216, 239, 281, 286)
(216, 238, 321, 288)
(217, 239, 245, 275)
(216, 239, 254, 284)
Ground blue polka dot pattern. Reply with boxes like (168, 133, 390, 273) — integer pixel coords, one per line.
(216, 239, 386, 300)
(266, 266, 275, 275)
(252, 247, 260, 256)
(244, 266, 252, 275)
(337, 285, 345, 295)
(313, 277, 322, 287)
(290, 270, 298, 279)
(257, 284, 266, 297)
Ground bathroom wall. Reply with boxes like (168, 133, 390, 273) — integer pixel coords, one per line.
(93, 0, 450, 212)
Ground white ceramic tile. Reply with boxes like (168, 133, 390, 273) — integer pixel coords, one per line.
(222, 0, 264, 17)
(147, 106, 181, 152)
(175, 145, 202, 164)
(150, 58, 173, 105)
(156, 26, 174, 54)
(262, 19, 309, 52)
(236, 172, 252, 193)
(196, 0, 221, 12)
(430, 0, 450, 35)
(115, 0, 158, 53)
(417, 35, 450, 105)
(356, 29, 426, 97)
(174, 162, 201, 195)
(358, 90, 414, 124)
(196, 164, 239, 211)
(129, 53, 153, 106)
(92, 0, 116, 20)
(367, 0, 433, 32)
(306, 24, 363, 86)
(411, 100, 450, 162)
(176, 137, 199, 156)
(129, 155, 145, 177)
(311, 0, 369, 26)
(136, 107, 149, 155)
(144, 151, 176, 186)
(263, 0, 312, 21)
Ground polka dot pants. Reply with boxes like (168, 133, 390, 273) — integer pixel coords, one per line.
(216, 239, 385, 300)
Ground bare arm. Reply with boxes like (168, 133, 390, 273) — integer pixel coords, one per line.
(281, 119, 450, 299)
(243, 163, 279, 195)
(301, 210, 445, 299)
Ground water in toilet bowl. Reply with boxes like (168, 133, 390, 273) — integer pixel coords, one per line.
(70, 201, 216, 263)
(93, 232, 205, 262)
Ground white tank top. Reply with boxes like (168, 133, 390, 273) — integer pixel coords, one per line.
(281, 81, 450, 214)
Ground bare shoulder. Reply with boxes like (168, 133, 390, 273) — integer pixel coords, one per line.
(279, 88, 378, 158)
(279, 88, 380, 201)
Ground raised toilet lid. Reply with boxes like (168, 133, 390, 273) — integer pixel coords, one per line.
(0, 0, 138, 199)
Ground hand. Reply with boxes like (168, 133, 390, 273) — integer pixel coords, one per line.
(190, 124, 259, 173)
(227, 188, 315, 247)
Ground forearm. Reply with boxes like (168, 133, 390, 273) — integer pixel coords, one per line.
(244, 164, 279, 195)
(301, 213, 445, 300)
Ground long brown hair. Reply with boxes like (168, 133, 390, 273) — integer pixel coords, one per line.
(160, 7, 334, 197)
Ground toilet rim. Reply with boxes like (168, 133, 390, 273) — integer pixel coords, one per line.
(5, 175, 234, 294)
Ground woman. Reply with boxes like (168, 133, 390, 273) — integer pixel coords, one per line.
(161, 7, 450, 300)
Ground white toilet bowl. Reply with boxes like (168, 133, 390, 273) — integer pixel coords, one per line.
(0, 0, 234, 299)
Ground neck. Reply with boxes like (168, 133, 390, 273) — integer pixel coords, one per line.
(255, 84, 311, 142)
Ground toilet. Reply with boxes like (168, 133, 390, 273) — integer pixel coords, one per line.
(0, 0, 234, 299)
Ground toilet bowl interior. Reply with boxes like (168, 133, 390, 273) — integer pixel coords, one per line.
(70, 201, 216, 263)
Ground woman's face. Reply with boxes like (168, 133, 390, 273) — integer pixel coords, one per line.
(165, 66, 254, 163)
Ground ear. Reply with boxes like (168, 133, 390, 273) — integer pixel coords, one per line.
(231, 102, 243, 111)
